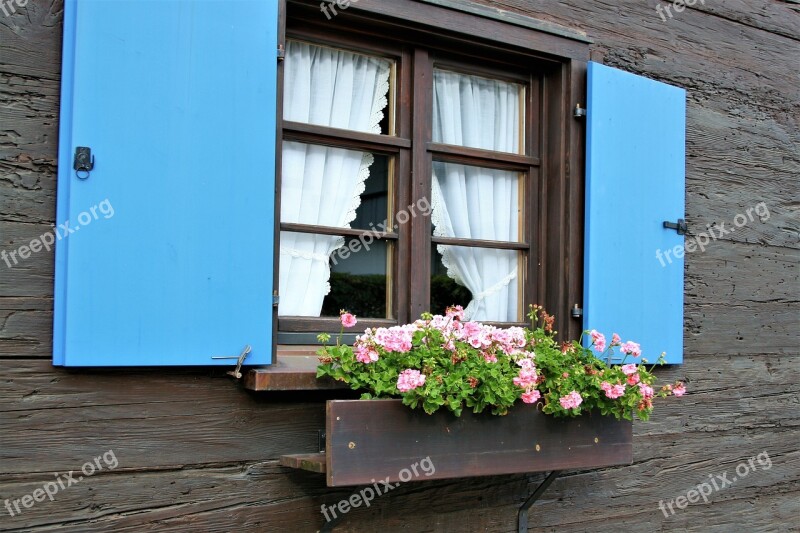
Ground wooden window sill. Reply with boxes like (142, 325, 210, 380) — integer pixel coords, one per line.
(244, 346, 348, 391)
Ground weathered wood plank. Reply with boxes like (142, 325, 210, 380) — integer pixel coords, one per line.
(326, 399, 632, 486)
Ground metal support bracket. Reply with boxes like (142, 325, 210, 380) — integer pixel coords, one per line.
(663, 219, 688, 235)
(211, 345, 251, 379)
(518, 470, 560, 532)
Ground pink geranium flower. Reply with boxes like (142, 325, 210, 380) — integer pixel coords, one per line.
(620, 341, 641, 357)
(611, 333, 621, 346)
(559, 391, 583, 409)
(601, 381, 626, 399)
(340, 312, 357, 328)
(621, 364, 638, 375)
(397, 369, 426, 392)
(590, 330, 606, 352)
(672, 382, 687, 397)
(521, 389, 541, 404)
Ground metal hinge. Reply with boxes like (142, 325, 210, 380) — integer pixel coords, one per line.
(211, 345, 251, 379)
(573, 104, 587, 118)
(571, 304, 583, 319)
(273, 292, 280, 308)
(277, 44, 285, 61)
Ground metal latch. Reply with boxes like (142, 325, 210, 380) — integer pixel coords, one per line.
(73, 147, 94, 180)
(573, 104, 587, 118)
(663, 219, 688, 235)
(211, 345, 251, 379)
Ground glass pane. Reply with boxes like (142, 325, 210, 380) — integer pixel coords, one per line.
(433, 69, 524, 154)
(281, 142, 391, 230)
(323, 239, 391, 319)
(431, 245, 521, 322)
(431, 161, 522, 242)
(284, 40, 394, 135)
(279, 232, 391, 319)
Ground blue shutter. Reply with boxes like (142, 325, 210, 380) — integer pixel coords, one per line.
(54, 0, 278, 366)
(583, 62, 685, 364)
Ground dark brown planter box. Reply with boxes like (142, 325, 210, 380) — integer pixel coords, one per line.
(320, 399, 632, 487)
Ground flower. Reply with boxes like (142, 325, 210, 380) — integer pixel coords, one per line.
(397, 369, 426, 392)
(601, 381, 626, 399)
(638, 382, 654, 399)
(340, 311, 357, 328)
(446, 305, 465, 321)
(590, 330, 607, 352)
(521, 389, 541, 404)
(355, 344, 379, 364)
(559, 391, 583, 409)
(317, 306, 679, 419)
(620, 341, 641, 357)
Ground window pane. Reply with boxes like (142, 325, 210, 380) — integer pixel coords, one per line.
(431, 245, 521, 322)
(281, 142, 391, 230)
(324, 240, 391, 319)
(279, 232, 391, 319)
(431, 161, 522, 243)
(284, 40, 393, 135)
(433, 69, 524, 154)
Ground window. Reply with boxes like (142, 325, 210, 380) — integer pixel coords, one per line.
(277, 3, 565, 341)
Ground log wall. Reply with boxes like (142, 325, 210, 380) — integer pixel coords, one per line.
(1, 0, 798, 531)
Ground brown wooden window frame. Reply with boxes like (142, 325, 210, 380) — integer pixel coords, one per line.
(275, 0, 589, 347)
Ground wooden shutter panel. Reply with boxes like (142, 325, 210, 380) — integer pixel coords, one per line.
(583, 62, 686, 364)
(54, 0, 278, 366)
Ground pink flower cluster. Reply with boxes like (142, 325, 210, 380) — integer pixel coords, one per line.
(621, 363, 641, 385)
(620, 341, 641, 357)
(397, 369, 426, 392)
(513, 355, 540, 404)
(355, 310, 529, 365)
(559, 391, 583, 409)
(601, 381, 627, 399)
(590, 330, 606, 352)
(638, 382, 654, 399)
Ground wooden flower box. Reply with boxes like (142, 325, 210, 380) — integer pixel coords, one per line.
(282, 399, 632, 487)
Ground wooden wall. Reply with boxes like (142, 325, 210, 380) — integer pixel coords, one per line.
(1, 0, 798, 531)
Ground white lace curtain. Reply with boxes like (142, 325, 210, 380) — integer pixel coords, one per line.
(431, 70, 523, 321)
(279, 42, 390, 316)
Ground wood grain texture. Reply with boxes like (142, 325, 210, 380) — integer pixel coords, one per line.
(0, 0, 798, 530)
(325, 399, 631, 486)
